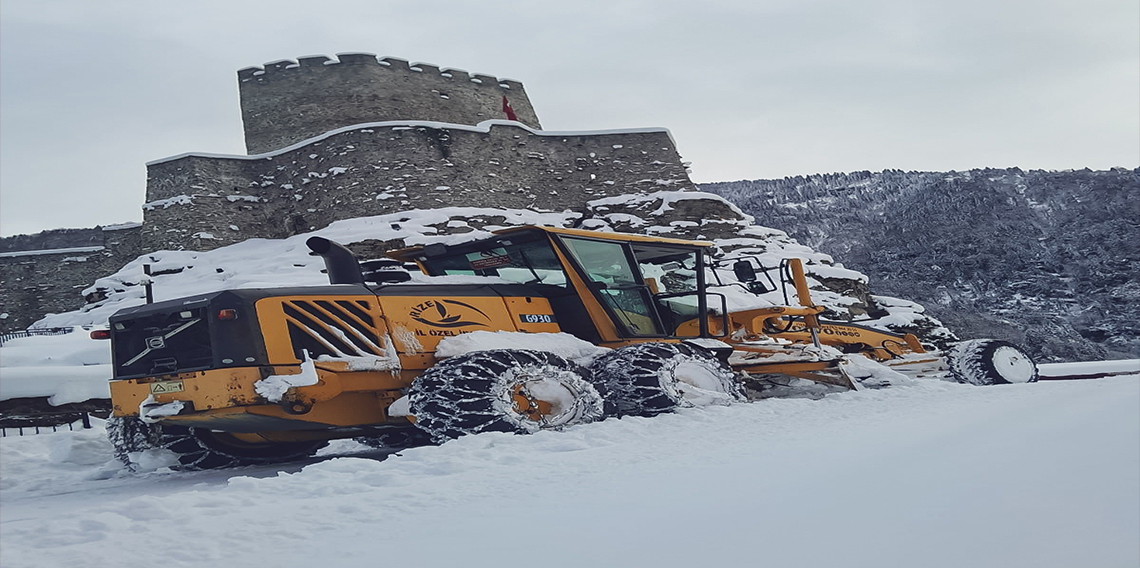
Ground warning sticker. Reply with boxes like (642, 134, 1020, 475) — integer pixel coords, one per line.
(149, 380, 184, 394)
(467, 248, 513, 270)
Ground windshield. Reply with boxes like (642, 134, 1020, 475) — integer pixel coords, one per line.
(420, 233, 569, 287)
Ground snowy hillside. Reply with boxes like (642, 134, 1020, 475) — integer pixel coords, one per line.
(1, 368, 1136, 568)
(702, 167, 1140, 362)
(32, 194, 947, 338)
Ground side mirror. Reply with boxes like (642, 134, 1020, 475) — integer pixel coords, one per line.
(360, 259, 412, 284)
(733, 260, 757, 283)
(421, 243, 449, 258)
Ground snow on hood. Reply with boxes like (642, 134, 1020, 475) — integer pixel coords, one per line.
(436, 331, 610, 366)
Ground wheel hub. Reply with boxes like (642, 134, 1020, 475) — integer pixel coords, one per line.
(992, 346, 1037, 383)
(512, 382, 556, 422)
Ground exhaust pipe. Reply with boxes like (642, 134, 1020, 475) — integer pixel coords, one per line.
(306, 236, 364, 285)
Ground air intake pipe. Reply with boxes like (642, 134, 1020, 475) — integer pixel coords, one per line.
(306, 236, 364, 285)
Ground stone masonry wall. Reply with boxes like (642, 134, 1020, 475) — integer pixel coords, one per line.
(0, 228, 105, 253)
(239, 54, 540, 154)
(143, 121, 693, 251)
(0, 225, 143, 329)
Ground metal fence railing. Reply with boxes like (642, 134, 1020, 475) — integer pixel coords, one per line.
(0, 327, 77, 347)
(0, 413, 95, 437)
(1, 327, 107, 436)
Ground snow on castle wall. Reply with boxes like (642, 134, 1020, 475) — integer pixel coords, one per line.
(143, 121, 693, 251)
(2, 54, 699, 326)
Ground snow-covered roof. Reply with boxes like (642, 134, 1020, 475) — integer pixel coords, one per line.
(147, 120, 676, 166)
(0, 246, 105, 258)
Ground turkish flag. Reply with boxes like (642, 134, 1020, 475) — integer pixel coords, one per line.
(502, 96, 518, 121)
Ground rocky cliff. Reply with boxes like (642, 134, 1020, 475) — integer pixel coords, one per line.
(702, 168, 1140, 361)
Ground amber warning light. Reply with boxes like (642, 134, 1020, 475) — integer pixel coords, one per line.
(216, 309, 239, 320)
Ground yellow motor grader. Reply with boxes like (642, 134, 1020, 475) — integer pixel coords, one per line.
(101, 226, 1037, 469)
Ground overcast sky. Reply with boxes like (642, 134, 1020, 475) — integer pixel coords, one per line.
(1, 0, 1137, 237)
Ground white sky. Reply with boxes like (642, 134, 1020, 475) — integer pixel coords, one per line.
(1, 0, 1137, 237)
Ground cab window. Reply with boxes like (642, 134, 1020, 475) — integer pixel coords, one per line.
(562, 237, 664, 336)
(422, 236, 569, 287)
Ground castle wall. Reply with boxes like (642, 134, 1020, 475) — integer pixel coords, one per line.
(0, 225, 143, 329)
(3, 54, 699, 330)
(238, 54, 541, 154)
(144, 120, 694, 251)
(0, 227, 105, 253)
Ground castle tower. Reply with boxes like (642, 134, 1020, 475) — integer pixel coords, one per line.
(237, 53, 542, 154)
(140, 53, 696, 253)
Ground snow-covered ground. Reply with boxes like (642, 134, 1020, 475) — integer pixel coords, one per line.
(2, 202, 1135, 566)
(0, 331, 113, 405)
(1038, 359, 1140, 379)
(2, 365, 1137, 568)
(3, 326, 1135, 406)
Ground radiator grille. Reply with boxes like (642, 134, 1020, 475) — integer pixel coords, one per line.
(282, 299, 384, 360)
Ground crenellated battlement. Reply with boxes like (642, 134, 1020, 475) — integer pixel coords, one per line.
(238, 53, 528, 90)
(238, 53, 542, 154)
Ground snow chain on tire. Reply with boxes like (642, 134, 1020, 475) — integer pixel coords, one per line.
(106, 416, 327, 470)
(354, 427, 434, 450)
(947, 339, 1039, 386)
(408, 349, 605, 443)
(589, 342, 745, 417)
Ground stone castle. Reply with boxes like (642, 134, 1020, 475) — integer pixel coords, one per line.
(1, 53, 703, 329)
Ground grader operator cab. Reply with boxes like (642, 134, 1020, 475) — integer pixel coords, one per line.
(102, 226, 1037, 469)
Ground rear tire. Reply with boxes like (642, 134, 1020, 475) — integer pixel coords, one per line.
(948, 339, 1038, 385)
(589, 342, 744, 417)
(408, 350, 605, 442)
(106, 416, 327, 470)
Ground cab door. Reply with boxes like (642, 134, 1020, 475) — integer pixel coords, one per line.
(558, 236, 667, 337)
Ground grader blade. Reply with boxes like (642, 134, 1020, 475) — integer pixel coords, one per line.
(731, 358, 859, 390)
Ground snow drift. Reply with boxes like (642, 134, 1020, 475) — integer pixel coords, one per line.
(0, 371, 1136, 568)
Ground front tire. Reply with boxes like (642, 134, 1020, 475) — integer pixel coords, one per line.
(106, 416, 327, 470)
(589, 342, 744, 417)
(948, 339, 1038, 385)
(408, 350, 605, 442)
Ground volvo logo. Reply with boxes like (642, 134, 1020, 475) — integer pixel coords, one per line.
(146, 336, 167, 350)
